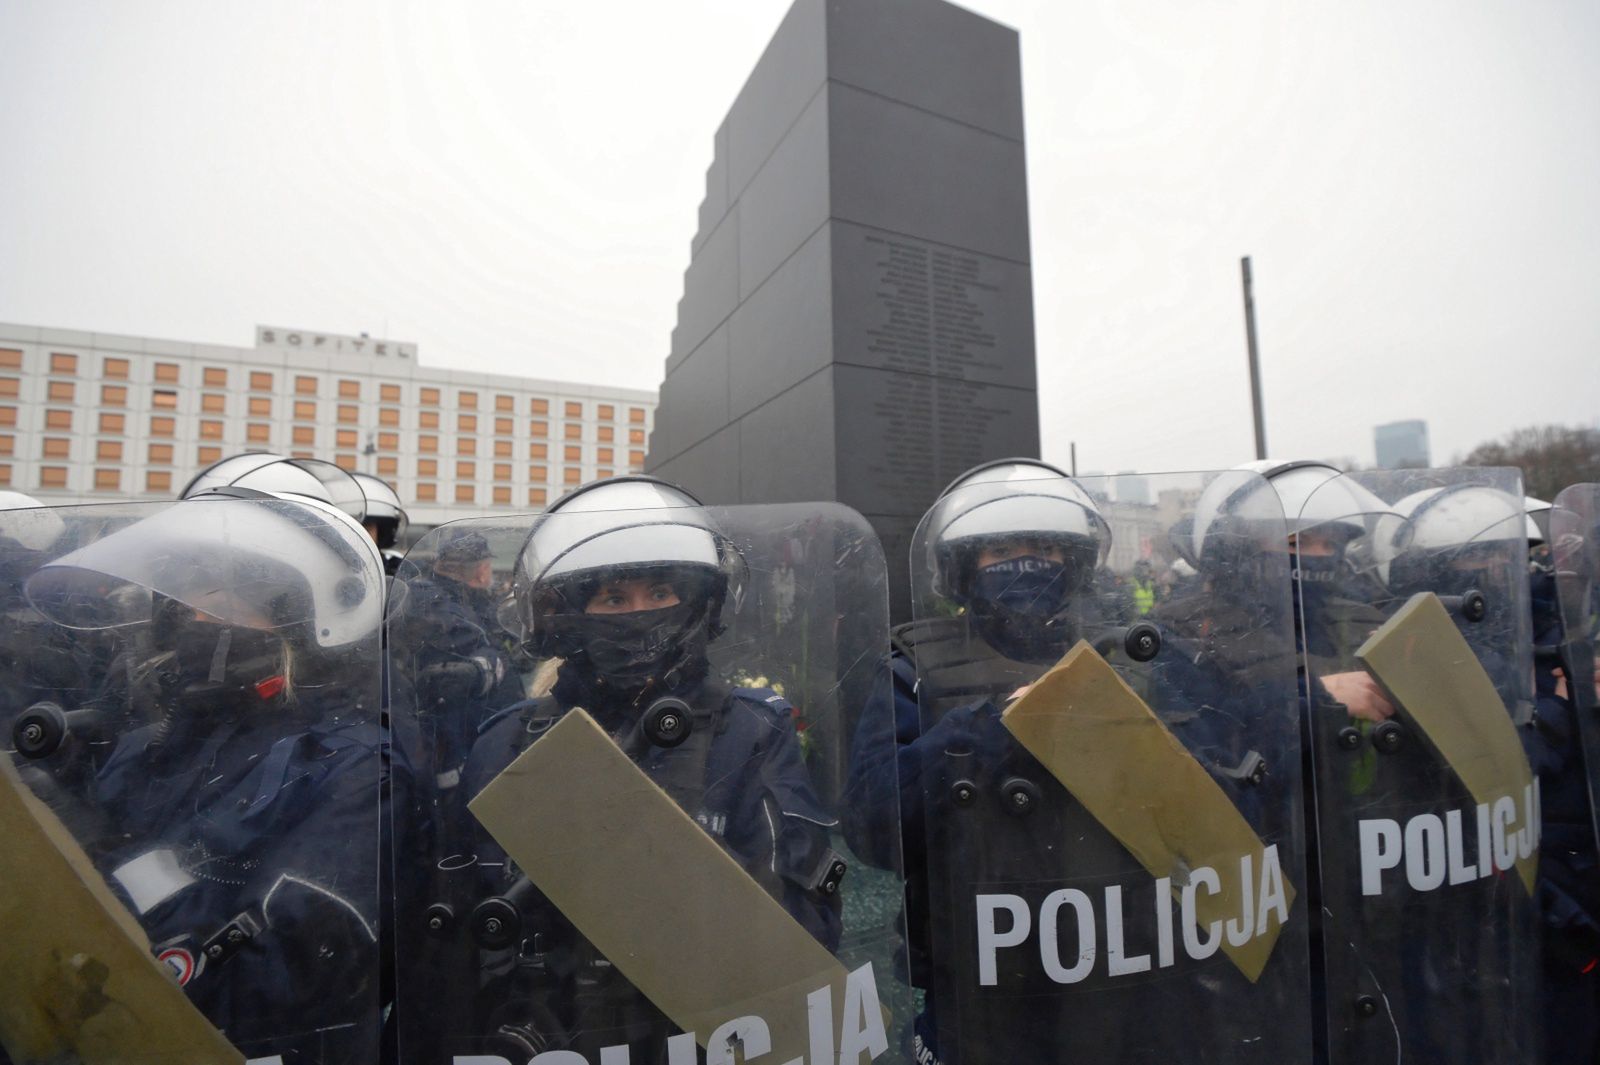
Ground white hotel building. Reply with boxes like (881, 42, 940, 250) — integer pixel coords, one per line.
(0, 322, 658, 529)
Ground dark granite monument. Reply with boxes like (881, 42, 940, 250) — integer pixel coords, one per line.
(647, 0, 1040, 618)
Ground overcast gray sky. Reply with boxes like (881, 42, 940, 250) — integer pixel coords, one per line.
(1, 0, 1595, 474)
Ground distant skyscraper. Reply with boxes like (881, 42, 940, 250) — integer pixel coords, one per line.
(1374, 420, 1430, 469)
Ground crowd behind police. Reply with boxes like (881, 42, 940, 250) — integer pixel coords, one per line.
(0, 449, 1596, 1065)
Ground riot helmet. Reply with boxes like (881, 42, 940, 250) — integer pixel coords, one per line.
(182, 452, 368, 524)
(1385, 483, 1527, 598)
(25, 491, 382, 717)
(514, 476, 744, 698)
(354, 471, 409, 550)
(923, 459, 1109, 660)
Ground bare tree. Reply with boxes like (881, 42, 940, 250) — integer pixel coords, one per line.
(1459, 424, 1600, 499)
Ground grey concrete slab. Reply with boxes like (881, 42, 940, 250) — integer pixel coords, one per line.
(830, 218, 1036, 390)
(729, 225, 834, 417)
(670, 207, 739, 364)
(828, 81, 1030, 264)
(648, 324, 730, 467)
(737, 367, 838, 503)
(648, 421, 742, 506)
(736, 85, 831, 299)
(726, 0, 828, 196)
(826, 0, 1024, 141)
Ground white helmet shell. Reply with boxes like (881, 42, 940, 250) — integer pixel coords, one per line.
(0, 490, 65, 551)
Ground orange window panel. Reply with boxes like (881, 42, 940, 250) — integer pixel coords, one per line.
(292, 400, 315, 420)
(42, 438, 71, 459)
(0, 436, 11, 456)
(417, 458, 438, 477)
(379, 408, 400, 427)
(629, 429, 645, 444)
(377, 456, 398, 476)
(247, 396, 270, 416)
(380, 383, 401, 403)
(564, 424, 581, 440)
(153, 390, 179, 410)
(250, 371, 273, 391)
(39, 467, 68, 489)
(598, 426, 614, 442)
(529, 487, 547, 505)
(95, 469, 121, 490)
(148, 443, 173, 465)
(146, 470, 173, 493)
(203, 393, 227, 413)
(458, 391, 478, 410)
(103, 357, 130, 378)
(420, 387, 440, 406)
(290, 450, 314, 460)
(197, 446, 223, 464)
(458, 414, 478, 433)
(455, 484, 475, 504)
(530, 442, 548, 459)
(99, 412, 126, 434)
(416, 483, 438, 502)
(530, 421, 548, 438)
(50, 353, 78, 375)
(154, 362, 180, 384)
(597, 468, 613, 479)
(529, 465, 548, 482)
(629, 449, 645, 466)
(338, 379, 360, 399)
(335, 429, 358, 449)
(598, 404, 614, 420)
(200, 420, 224, 440)
(335, 454, 357, 471)
(493, 463, 511, 482)
(0, 464, 10, 486)
(203, 367, 227, 387)
(455, 460, 475, 479)
(45, 410, 73, 430)
(565, 401, 582, 418)
(419, 435, 438, 454)
(457, 438, 476, 457)
(337, 405, 358, 424)
(496, 394, 513, 412)
(563, 445, 581, 462)
(0, 349, 20, 369)
(100, 384, 125, 406)
(378, 432, 399, 451)
(493, 486, 512, 505)
(597, 447, 613, 463)
(246, 423, 271, 444)
(419, 411, 440, 429)
(96, 440, 123, 461)
(563, 467, 582, 484)
(494, 417, 512, 436)
(494, 440, 512, 458)
(292, 426, 316, 446)
(629, 408, 645, 424)
(47, 381, 74, 402)
(0, 379, 19, 399)
(151, 416, 177, 438)
(530, 397, 549, 415)
(295, 375, 318, 395)
(0, 408, 15, 427)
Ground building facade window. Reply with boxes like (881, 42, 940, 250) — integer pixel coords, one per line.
(248, 396, 272, 416)
(204, 367, 228, 387)
(417, 458, 438, 477)
(494, 439, 512, 458)
(420, 411, 440, 429)
(0, 350, 21, 369)
(598, 404, 614, 420)
(378, 432, 399, 451)
(459, 414, 477, 433)
(598, 426, 614, 442)
(99, 413, 125, 434)
(630, 407, 646, 424)
(296, 375, 319, 395)
(203, 393, 227, 413)
(531, 397, 549, 415)
(337, 405, 358, 424)
(455, 484, 475, 503)
(42, 438, 71, 459)
(147, 471, 172, 493)
(565, 401, 583, 418)
(95, 469, 121, 490)
(103, 357, 130, 378)
(148, 443, 174, 464)
(459, 391, 478, 410)
(339, 379, 361, 399)
(377, 456, 398, 476)
(250, 372, 273, 391)
(529, 487, 547, 505)
(336, 429, 358, 449)
(45, 411, 73, 430)
(96, 440, 123, 461)
(247, 423, 271, 443)
(200, 420, 224, 440)
(564, 467, 582, 484)
(420, 387, 440, 406)
(292, 426, 315, 445)
(381, 383, 402, 403)
(496, 395, 514, 412)
(198, 446, 222, 464)
(153, 390, 179, 410)
(0, 379, 19, 399)
(419, 435, 439, 454)
(416, 483, 438, 502)
(457, 438, 476, 456)
(529, 465, 548, 482)
(564, 445, 581, 462)
(154, 363, 180, 384)
(151, 416, 176, 438)
(456, 460, 475, 480)
(47, 381, 74, 402)
(379, 408, 400, 427)
(49, 353, 78, 375)
(565, 424, 582, 440)
(39, 467, 68, 489)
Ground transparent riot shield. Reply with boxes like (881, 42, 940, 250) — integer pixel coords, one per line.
(904, 467, 1310, 1064)
(1298, 468, 1539, 1064)
(389, 497, 908, 1065)
(0, 495, 386, 1065)
(1551, 484, 1600, 857)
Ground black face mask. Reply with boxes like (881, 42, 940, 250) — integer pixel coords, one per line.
(565, 601, 710, 697)
(968, 557, 1076, 663)
(169, 619, 282, 686)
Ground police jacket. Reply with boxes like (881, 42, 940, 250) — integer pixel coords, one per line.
(447, 665, 843, 1058)
(86, 695, 383, 1065)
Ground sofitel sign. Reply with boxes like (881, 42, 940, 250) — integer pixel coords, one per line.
(255, 325, 417, 359)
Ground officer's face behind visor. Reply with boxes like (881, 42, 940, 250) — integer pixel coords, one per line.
(584, 577, 682, 615)
(976, 537, 1067, 569)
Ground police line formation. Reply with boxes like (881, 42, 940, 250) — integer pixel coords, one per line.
(0, 453, 1596, 1065)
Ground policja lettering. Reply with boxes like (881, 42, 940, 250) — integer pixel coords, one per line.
(1358, 782, 1541, 895)
(450, 962, 888, 1065)
(975, 844, 1291, 985)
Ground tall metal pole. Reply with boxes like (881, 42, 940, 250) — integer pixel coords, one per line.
(1069, 441, 1078, 477)
(1241, 256, 1267, 460)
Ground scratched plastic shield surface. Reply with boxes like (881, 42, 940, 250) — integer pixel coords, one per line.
(0, 495, 385, 1064)
(390, 498, 910, 1065)
(1298, 468, 1540, 1064)
(905, 468, 1310, 1064)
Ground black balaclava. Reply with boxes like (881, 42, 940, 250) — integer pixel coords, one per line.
(966, 554, 1081, 663)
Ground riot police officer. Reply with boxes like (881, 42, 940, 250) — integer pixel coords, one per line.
(7, 490, 386, 1064)
(353, 471, 409, 576)
(846, 460, 1307, 1065)
(396, 477, 849, 1063)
